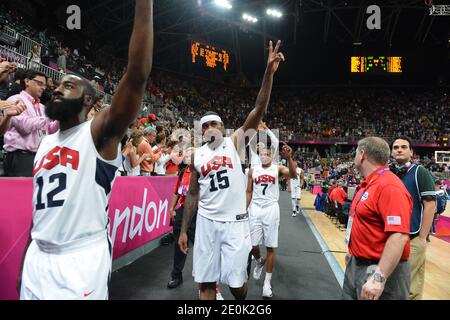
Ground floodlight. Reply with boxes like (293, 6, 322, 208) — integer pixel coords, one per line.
(214, 0, 232, 10)
(266, 8, 282, 18)
(243, 13, 258, 23)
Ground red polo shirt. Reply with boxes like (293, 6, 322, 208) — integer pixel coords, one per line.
(349, 166, 412, 261)
(330, 187, 347, 205)
(173, 166, 192, 208)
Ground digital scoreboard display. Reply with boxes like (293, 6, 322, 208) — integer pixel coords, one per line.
(191, 41, 230, 72)
(351, 56, 402, 74)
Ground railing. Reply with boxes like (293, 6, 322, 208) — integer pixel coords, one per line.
(0, 45, 111, 103)
(3, 26, 17, 38)
(3, 26, 42, 59)
(2, 26, 151, 106)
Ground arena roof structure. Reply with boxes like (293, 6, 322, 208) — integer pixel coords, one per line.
(3, 0, 449, 85)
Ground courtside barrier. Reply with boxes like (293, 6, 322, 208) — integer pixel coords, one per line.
(0, 176, 176, 300)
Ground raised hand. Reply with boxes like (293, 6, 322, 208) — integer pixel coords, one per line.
(257, 121, 265, 131)
(261, 121, 269, 131)
(2, 100, 26, 117)
(281, 143, 293, 159)
(267, 40, 285, 74)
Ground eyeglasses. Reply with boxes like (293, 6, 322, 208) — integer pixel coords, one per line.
(31, 79, 47, 89)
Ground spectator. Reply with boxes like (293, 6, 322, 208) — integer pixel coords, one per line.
(57, 48, 67, 73)
(7, 68, 27, 98)
(327, 180, 337, 198)
(27, 45, 41, 68)
(343, 137, 412, 300)
(431, 175, 447, 235)
(91, 76, 100, 91)
(167, 147, 196, 289)
(40, 77, 56, 105)
(155, 139, 178, 176)
(103, 78, 113, 94)
(2, 70, 59, 176)
(390, 136, 436, 300)
(123, 130, 150, 176)
(138, 127, 157, 176)
(151, 132, 166, 174)
(0, 61, 16, 100)
(165, 140, 184, 176)
(93, 95, 104, 112)
(0, 100, 26, 136)
(329, 181, 347, 206)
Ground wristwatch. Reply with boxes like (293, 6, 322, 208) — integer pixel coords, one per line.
(373, 272, 386, 283)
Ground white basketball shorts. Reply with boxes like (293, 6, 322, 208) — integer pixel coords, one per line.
(248, 202, 280, 248)
(193, 214, 252, 288)
(20, 237, 111, 300)
(291, 185, 301, 199)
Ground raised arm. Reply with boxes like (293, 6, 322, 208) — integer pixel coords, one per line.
(278, 143, 297, 178)
(92, 0, 153, 154)
(0, 100, 26, 135)
(242, 41, 284, 132)
(232, 41, 284, 148)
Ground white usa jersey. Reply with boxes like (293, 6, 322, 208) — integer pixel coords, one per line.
(290, 167, 302, 188)
(194, 137, 246, 221)
(251, 164, 279, 207)
(31, 120, 121, 248)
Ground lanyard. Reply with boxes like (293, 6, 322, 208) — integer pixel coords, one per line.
(353, 167, 390, 217)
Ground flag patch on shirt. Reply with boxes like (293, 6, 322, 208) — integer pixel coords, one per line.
(387, 216, 402, 225)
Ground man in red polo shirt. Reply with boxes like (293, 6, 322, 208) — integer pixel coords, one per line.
(329, 181, 347, 206)
(343, 137, 412, 300)
(167, 148, 195, 289)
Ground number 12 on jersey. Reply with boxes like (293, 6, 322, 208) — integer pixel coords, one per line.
(35, 173, 67, 210)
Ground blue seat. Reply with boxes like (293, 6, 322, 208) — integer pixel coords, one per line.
(315, 192, 328, 212)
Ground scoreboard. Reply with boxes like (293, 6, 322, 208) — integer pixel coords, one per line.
(351, 56, 402, 74)
(191, 40, 230, 72)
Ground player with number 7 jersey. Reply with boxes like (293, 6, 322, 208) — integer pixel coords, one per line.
(246, 144, 297, 298)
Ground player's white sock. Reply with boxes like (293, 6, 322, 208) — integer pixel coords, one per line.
(291, 199, 297, 212)
(264, 272, 272, 286)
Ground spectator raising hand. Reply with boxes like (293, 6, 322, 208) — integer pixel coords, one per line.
(0, 100, 26, 135)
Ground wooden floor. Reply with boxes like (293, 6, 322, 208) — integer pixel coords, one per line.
(301, 190, 450, 300)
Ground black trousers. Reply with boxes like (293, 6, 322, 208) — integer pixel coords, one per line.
(4, 150, 35, 177)
(171, 206, 197, 279)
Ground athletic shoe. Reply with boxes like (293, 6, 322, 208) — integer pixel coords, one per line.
(292, 212, 297, 217)
(253, 257, 266, 280)
(262, 284, 273, 298)
(167, 276, 183, 289)
(216, 287, 224, 300)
